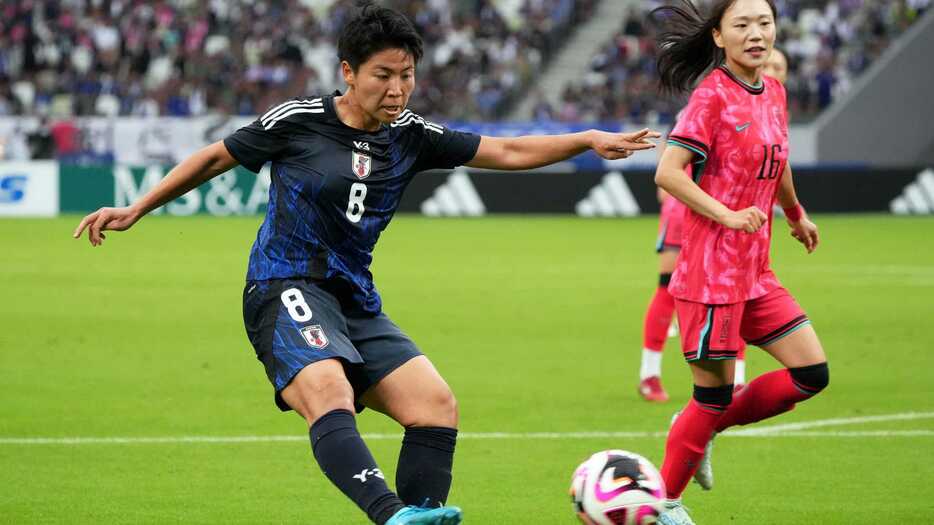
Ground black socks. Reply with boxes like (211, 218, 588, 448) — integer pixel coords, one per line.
(396, 426, 458, 508)
(310, 409, 404, 524)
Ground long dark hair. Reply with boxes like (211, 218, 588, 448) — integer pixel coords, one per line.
(653, 0, 777, 94)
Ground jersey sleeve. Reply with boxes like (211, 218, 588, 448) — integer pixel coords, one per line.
(224, 96, 325, 172)
(668, 78, 721, 166)
(415, 125, 482, 171)
(223, 119, 294, 173)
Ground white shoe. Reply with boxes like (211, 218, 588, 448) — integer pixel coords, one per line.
(658, 499, 696, 525)
(693, 437, 714, 490)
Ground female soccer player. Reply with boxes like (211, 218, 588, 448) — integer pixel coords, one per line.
(650, 1, 828, 523)
(73, 4, 658, 525)
(763, 46, 788, 83)
(637, 45, 789, 402)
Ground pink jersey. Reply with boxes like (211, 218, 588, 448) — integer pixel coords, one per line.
(657, 189, 688, 251)
(667, 66, 789, 305)
(657, 126, 692, 251)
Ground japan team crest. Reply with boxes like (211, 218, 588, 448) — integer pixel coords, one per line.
(352, 151, 371, 179)
(300, 325, 329, 349)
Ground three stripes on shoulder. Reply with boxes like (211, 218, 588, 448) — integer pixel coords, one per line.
(420, 170, 641, 217)
(261, 98, 323, 130)
(891, 168, 934, 215)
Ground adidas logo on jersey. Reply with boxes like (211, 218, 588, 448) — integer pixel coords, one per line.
(890, 168, 934, 215)
(576, 172, 640, 217)
(354, 141, 370, 151)
(420, 170, 486, 217)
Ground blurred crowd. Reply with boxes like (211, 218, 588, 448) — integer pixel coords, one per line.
(0, 0, 593, 122)
(546, 0, 931, 124)
(0, 0, 925, 135)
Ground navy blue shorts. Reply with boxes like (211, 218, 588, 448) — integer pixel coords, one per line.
(242, 278, 422, 412)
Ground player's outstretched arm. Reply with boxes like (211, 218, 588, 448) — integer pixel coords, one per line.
(73, 141, 240, 246)
(777, 163, 818, 253)
(465, 129, 660, 171)
(655, 145, 768, 233)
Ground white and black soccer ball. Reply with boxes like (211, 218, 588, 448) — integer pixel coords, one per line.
(569, 450, 665, 525)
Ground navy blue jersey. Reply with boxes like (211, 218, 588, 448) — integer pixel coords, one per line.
(224, 93, 481, 314)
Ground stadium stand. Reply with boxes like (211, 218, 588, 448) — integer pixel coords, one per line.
(549, 0, 931, 124)
(0, 0, 594, 121)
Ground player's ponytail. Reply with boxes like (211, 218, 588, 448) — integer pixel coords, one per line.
(652, 0, 776, 94)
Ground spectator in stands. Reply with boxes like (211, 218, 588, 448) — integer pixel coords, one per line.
(0, 0, 594, 122)
(1, 124, 30, 160)
(557, 0, 927, 124)
(27, 117, 55, 160)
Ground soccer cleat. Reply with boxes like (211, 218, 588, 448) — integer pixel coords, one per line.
(658, 499, 696, 525)
(693, 436, 715, 490)
(639, 376, 670, 402)
(385, 505, 463, 525)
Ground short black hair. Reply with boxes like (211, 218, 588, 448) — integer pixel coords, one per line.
(337, 2, 424, 71)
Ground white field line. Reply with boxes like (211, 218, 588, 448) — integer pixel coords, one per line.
(725, 411, 934, 435)
(1, 412, 932, 446)
(736, 430, 934, 437)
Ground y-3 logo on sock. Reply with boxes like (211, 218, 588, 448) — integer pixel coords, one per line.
(352, 468, 385, 483)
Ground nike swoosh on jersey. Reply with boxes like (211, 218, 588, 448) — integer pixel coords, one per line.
(736, 123, 751, 132)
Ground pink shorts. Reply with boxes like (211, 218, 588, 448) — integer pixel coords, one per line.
(656, 197, 686, 252)
(675, 287, 810, 361)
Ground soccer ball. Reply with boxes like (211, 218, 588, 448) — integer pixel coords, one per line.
(569, 450, 665, 525)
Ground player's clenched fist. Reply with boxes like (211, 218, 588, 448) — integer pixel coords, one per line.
(719, 206, 768, 233)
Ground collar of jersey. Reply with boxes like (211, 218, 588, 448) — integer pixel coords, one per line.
(717, 65, 765, 95)
(326, 90, 391, 134)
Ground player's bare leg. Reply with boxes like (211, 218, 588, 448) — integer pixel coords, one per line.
(361, 355, 458, 428)
(361, 356, 460, 510)
(282, 359, 356, 425)
(760, 324, 826, 368)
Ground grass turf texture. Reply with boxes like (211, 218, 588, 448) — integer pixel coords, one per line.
(1, 214, 933, 523)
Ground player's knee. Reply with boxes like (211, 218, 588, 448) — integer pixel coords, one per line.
(436, 388, 459, 427)
(400, 387, 458, 428)
(693, 384, 734, 409)
(421, 387, 458, 427)
(789, 362, 829, 396)
(290, 372, 355, 424)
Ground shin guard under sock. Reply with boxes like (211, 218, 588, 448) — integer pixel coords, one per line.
(660, 385, 732, 499)
(396, 426, 458, 507)
(310, 409, 404, 524)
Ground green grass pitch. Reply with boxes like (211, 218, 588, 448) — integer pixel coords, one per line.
(1, 214, 933, 523)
